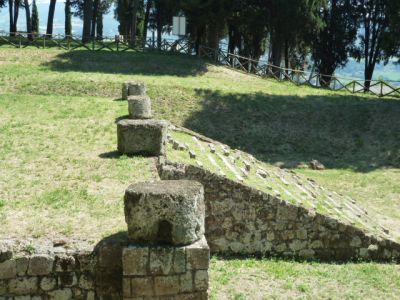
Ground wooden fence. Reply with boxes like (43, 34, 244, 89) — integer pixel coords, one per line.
(198, 45, 400, 98)
(1, 31, 398, 98)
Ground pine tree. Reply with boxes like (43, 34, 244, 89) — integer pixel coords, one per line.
(65, 0, 72, 36)
(312, 0, 359, 87)
(32, 0, 39, 34)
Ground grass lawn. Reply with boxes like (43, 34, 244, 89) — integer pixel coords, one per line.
(0, 47, 399, 299)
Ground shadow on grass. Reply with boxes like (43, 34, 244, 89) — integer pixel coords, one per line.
(42, 50, 209, 77)
(183, 89, 400, 172)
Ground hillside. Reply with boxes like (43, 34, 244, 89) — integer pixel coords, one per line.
(0, 48, 400, 299)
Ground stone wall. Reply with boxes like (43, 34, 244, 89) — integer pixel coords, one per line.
(158, 160, 400, 262)
(122, 237, 209, 300)
(0, 235, 127, 300)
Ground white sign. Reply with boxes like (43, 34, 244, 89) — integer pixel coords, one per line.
(173, 16, 186, 36)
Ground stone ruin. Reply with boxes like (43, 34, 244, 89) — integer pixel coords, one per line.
(123, 181, 209, 299)
(119, 81, 210, 299)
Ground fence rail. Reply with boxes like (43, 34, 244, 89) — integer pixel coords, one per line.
(1, 31, 398, 98)
(198, 45, 400, 98)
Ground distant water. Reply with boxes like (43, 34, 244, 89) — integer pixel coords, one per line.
(1, 1, 399, 82)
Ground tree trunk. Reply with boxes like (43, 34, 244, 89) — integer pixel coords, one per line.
(284, 39, 289, 77)
(270, 32, 284, 78)
(91, 0, 99, 39)
(8, 0, 14, 35)
(130, 0, 138, 47)
(23, 0, 32, 39)
(364, 65, 374, 92)
(142, 0, 152, 47)
(156, 11, 162, 49)
(96, 12, 103, 40)
(65, 0, 72, 36)
(46, 0, 56, 36)
(82, 0, 93, 42)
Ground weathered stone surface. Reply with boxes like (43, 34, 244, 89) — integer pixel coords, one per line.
(9, 277, 38, 295)
(0, 259, 16, 279)
(40, 276, 57, 291)
(0, 280, 6, 294)
(117, 119, 168, 156)
(54, 255, 76, 272)
(128, 95, 152, 119)
(175, 292, 208, 300)
(124, 180, 205, 246)
(15, 257, 29, 276)
(194, 270, 208, 291)
(159, 161, 400, 262)
(27, 254, 54, 276)
(122, 81, 146, 100)
(154, 275, 180, 296)
(79, 273, 94, 290)
(131, 277, 154, 296)
(59, 272, 78, 287)
(173, 247, 186, 274)
(179, 272, 193, 293)
(149, 247, 174, 275)
(48, 288, 73, 300)
(186, 237, 209, 270)
(123, 246, 149, 276)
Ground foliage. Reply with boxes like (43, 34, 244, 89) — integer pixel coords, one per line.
(65, 0, 72, 35)
(312, 0, 359, 86)
(32, 0, 39, 34)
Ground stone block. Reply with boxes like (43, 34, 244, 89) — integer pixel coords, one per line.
(149, 247, 174, 275)
(99, 242, 123, 269)
(14, 296, 31, 300)
(0, 280, 6, 294)
(122, 81, 146, 100)
(27, 254, 54, 276)
(47, 288, 73, 300)
(40, 276, 57, 291)
(179, 271, 193, 293)
(78, 273, 94, 290)
(117, 119, 168, 156)
(59, 272, 77, 287)
(123, 277, 131, 298)
(131, 277, 154, 296)
(154, 275, 180, 296)
(0, 259, 16, 279)
(124, 180, 205, 246)
(194, 270, 208, 291)
(15, 257, 29, 276)
(173, 247, 186, 274)
(186, 237, 210, 270)
(128, 95, 152, 119)
(54, 255, 76, 272)
(175, 292, 208, 300)
(9, 277, 38, 295)
(123, 246, 149, 276)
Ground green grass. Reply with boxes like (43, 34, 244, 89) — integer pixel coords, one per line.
(210, 257, 400, 299)
(0, 47, 399, 298)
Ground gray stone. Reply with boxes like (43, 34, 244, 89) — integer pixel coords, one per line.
(14, 296, 31, 300)
(117, 119, 168, 156)
(54, 255, 76, 272)
(350, 236, 362, 248)
(40, 276, 57, 291)
(9, 277, 38, 295)
(78, 274, 94, 290)
(86, 291, 95, 300)
(298, 249, 315, 259)
(0, 259, 16, 279)
(154, 275, 179, 296)
(186, 237, 210, 270)
(124, 180, 205, 246)
(0, 280, 6, 294)
(122, 81, 146, 100)
(59, 272, 77, 287)
(123, 246, 148, 276)
(128, 95, 152, 119)
(131, 277, 154, 296)
(48, 288, 73, 300)
(149, 247, 174, 275)
(173, 247, 186, 273)
(194, 270, 208, 291)
(15, 257, 29, 276)
(179, 272, 193, 293)
(27, 254, 54, 276)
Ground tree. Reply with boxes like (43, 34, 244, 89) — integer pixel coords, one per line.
(312, 0, 359, 87)
(8, 0, 21, 36)
(23, 0, 32, 37)
(32, 0, 39, 34)
(46, 0, 57, 36)
(115, 0, 145, 46)
(82, 0, 93, 42)
(267, 0, 325, 76)
(352, 0, 394, 91)
(65, 0, 72, 36)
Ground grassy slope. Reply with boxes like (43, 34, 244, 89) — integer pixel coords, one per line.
(0, 48, 399, 299)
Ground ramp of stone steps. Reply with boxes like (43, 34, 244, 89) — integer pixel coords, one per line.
(158, 125, 400, 262)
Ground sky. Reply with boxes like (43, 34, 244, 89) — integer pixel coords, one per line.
(1, 1, 399, 82)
